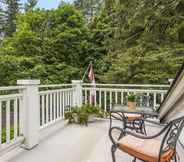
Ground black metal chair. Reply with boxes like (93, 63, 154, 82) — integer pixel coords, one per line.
(110, 111, 147, 135)
(109, 116, 184, 162)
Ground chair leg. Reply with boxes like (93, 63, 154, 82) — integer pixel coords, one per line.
(132, 157, 136, 162)
(174, 154, 177, 162)
(111, 145, 117, 162)
(110, 114, 112, 129)
(142, 121, 147, 135)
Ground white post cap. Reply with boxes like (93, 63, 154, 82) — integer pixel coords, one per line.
(168, 78, 174, 85)
(72, 80, 83, 84)
(17, 80, 40, 85)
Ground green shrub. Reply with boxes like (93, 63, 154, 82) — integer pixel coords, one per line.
(64, 104, 105, 126)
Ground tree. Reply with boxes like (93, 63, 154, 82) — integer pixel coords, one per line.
(4, 0, 21, 36)
(59, 0, 67, 7)
(103, 45, 184, 84)
(25, 0, 38, 12)
(90, 0, 184, 83)
(0, 5, 94, 84)
(74, 0, 104, 22)
(0, 4, 5, 38)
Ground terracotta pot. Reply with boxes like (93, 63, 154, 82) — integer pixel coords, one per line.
(88, 114, 96, 122)
(127, 101, 136, 111)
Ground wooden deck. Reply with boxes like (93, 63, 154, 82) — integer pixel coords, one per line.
(3, 119, 184, 162)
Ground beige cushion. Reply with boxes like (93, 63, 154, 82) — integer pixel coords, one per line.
(124, 113, 142, 121)
(118, 135, 175, 162)
(111, 113, 142, 121)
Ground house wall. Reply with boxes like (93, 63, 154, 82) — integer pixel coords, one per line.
(159, 70, 184, 146)
(163, 93, 184, 146)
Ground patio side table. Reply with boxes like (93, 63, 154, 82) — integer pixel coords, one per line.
(109, 105, 158, 135)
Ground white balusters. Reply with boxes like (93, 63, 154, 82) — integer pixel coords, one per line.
(39, 87, 74, 128)
(110, 91, 112, 110)
(41, 95, 45, 126)
(67, 91, 70, 109)
(85, 89, 87, 104)
(60, 92, 62, 117)
(82, 84, 168, 112)
(89, 90, 92, 105)
(147, 93, 150, 107)
(153, 93, 157, 110)
(0, 93, 23, 148)
(6, 100, 11, 144)
(115, 92, 118, 104)
(140, 95, 143, 107)
(57, 92, 59, 118)
(94, 89, 97, 106)
(53, 93, 56, 121)
(46, 94, 49, 123)
(14, 99, 18, 139)
(99, 90, 101, 107)
(104, 91, 107, 111)
(121, 91, 124, 105)
(50, 94, 53, 122)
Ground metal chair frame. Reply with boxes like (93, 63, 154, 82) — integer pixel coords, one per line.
(109, 116, 184, 162)
(110, 111, 147, 135)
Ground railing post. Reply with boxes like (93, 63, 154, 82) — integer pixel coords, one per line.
(17, 79, 40, 150)
(72, 80, 83, 107)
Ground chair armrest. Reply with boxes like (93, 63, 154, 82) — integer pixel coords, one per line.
(144, 119, 167, 126)
(109, 124, 170, 144)
(124, 130, 160, 139)
(124, 122, 170, 139)
(109, 127, 125, 145)
(110, 112, 125, 121)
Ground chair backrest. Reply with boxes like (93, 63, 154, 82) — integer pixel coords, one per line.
(159, 116, 184, 161)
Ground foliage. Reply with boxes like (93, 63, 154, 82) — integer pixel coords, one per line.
(91, 0, 184, 84)
(64, 104, 105, 126)
(3, 0, 21, 37)
(74, 0, 104, 22)
(0, 1, 184, 85)
(0, 5, 94, 85)
(0, 55, 80, 85)
(127, 94, 136, 102)
(25, 0, 38, 12)
(2, 127, 14, 143)
(0, 55, 36, 85)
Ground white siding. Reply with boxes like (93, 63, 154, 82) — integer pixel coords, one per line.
(159, 70, 184, 146)
(180, 130, 184, 146)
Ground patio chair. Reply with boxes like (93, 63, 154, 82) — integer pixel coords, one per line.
(109, 116, 184, 162)
(110, 112, 146, 135)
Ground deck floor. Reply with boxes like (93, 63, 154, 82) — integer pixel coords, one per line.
(4, 120, 184, 162)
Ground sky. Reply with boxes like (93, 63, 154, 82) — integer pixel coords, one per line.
(20, 0, 74, 9)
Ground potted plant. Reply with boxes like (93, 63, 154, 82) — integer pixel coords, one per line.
(64, 104, 105, 126)
(127, 94, 136, 110)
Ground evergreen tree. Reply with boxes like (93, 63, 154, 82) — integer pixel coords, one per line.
(59, 0, 67, 7)
(74, 0, 104, 22)
(91, 0, 184, 83)
(4, 0, 21, 37)
(25, 0, 37, 12)
(0, 0, 6, 38)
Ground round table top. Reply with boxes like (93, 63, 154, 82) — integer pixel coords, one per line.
(109, 105, 158, 117)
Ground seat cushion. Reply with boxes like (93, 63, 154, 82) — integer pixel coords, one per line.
(118, 135, 175, 162)
(111, 113, 142, 121)
(124, 113, 142, 121)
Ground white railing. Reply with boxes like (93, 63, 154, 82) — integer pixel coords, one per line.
(0, 80, 170, 157)
(82, 84, 169, 111)
(0, 86, 24, 153)
(39, 85, 74, 129)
